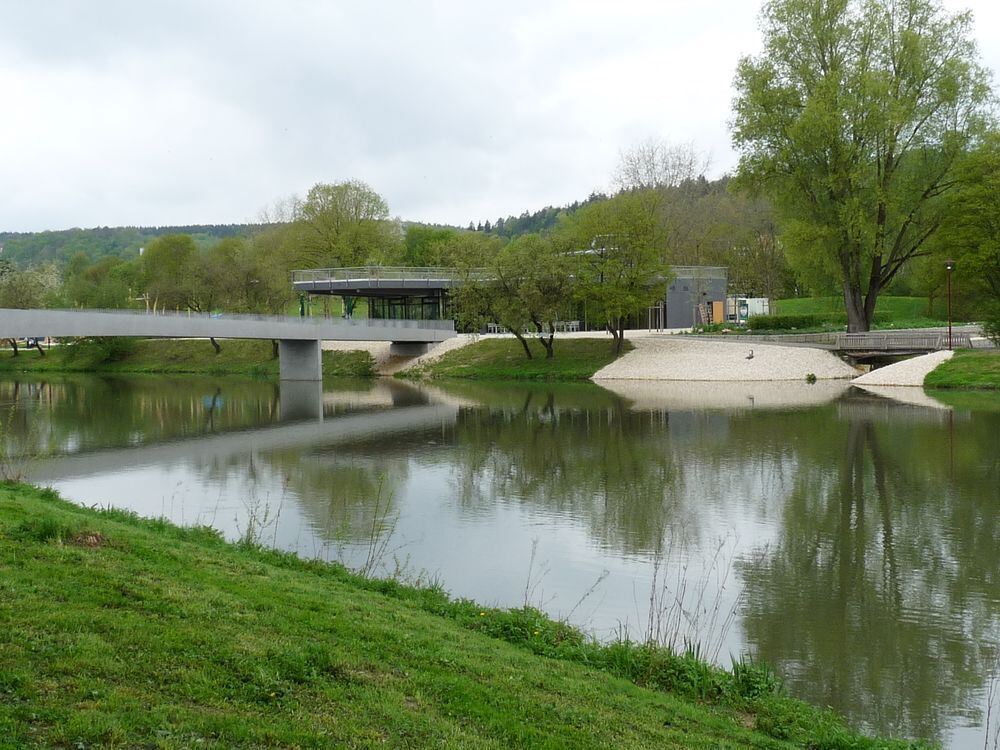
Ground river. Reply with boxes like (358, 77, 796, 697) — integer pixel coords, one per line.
(3, 373, 998, 748)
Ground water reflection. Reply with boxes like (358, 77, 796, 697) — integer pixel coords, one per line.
(4, 373, 1000, 748)
(738, 393, 1000, 743)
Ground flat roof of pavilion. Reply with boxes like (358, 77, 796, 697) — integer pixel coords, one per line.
(292, 267, 462, 297)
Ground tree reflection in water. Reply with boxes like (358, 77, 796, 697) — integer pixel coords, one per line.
(738, 397, 1000, 744)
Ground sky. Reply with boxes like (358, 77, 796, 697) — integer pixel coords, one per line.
(1, 0, 997, 233)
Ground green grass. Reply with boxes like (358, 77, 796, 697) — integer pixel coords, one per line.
(774, 296, 959, 326)
(405, 338, 630, 381)
(0, 339, 375, 378)
(924, 350, 1000, 390)
(0, 484, 924, 749)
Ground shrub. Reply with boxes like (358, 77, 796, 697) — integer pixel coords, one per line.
(63, 336, 138, 365)
(983, 303, 1000, 346)
(747, 313, 838, 331)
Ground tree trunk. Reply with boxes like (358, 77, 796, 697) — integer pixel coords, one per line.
(271, 339, 279, 359)
(513, 331, 533, 360)
(532, 319, 555, 359)
(8, 339, 18, 357)
(209, 337, 221, 354)
(843, 283, 878, 333)
(33, 339, 44, 357)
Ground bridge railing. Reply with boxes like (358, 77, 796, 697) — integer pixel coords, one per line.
(291, 267, 484, 285)
(835, 332, 972, 351)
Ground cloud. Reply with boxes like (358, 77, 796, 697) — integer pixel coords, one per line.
(0, 0, 995, 231)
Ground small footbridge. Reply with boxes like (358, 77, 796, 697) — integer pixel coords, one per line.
(747, 328, 979, 359)
(0, 308, 455, 380)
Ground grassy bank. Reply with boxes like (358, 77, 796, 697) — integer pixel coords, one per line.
(0, 339, 375, 378)
(925, 350, 1000, 390)
(0, 484, 923, 749)
(404, 337, 630, 381)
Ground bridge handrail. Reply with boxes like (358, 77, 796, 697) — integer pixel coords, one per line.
(2, 307, 456, 331)
(291, 266, 484, 285)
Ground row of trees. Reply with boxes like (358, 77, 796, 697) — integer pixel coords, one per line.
(452, 189, 673, 359)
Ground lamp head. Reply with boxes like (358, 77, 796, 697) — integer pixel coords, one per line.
(945, 259, 956, 272)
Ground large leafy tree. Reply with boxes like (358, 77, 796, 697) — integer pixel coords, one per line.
(732, 0, 993, 331)
(561, 190, 671, 355)
(294, 180, 401, 268)
(451, 234, 574, 360)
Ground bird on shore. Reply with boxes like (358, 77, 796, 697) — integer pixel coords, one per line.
(746, 349, 754, 360)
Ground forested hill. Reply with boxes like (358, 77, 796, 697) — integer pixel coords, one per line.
(0, 224, 268, 266)
(468, 191, 609, 239)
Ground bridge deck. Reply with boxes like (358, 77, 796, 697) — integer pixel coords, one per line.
(0, 308, 455, 343)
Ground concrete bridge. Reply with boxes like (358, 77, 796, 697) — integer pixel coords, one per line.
(0, 308, 455, 380)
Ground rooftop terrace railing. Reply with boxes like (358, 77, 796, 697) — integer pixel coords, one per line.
(292, 267, 478, 285)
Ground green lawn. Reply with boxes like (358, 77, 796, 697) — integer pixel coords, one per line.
(406, 337, 630, 380)
(0, 339, 374, 378)
(0, 484, 924, 749)
(925, 349, 1000, 390)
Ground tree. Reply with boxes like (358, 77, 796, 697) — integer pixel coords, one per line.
(451, 235, 574, 359)
(0, 263, 61, 356)
(561, 191, 672, 355)
(62, 254, 140, 309)
(140, 234, 199, 312)
(613, 138, 708, 192)
(294, 181, 401, 268)
(732, 0, 994, 331)
(933, 131, 1000, 341)
(402, 225, 459, 266)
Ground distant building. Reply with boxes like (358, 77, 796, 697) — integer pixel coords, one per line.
(292, 264, 728, 330)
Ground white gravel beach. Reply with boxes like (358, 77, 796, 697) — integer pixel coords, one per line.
(592, 335, 858, 381)
(851, 350, 954, 387)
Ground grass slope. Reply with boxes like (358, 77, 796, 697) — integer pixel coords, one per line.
(924, 350, 1000, 390)
(407, 338, 630, 381)
(0, 339, 374, 378)
(0, 485, 923, 749)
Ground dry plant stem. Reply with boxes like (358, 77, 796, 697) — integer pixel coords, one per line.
(643, 528, 745, 662)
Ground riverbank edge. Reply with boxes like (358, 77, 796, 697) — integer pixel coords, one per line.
(398, 337, 632, 381)
(0, 339, 376, 378)
(0, 483, 924, 749)
(924, 349, 1000, 390)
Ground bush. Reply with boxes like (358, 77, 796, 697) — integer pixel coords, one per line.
(63, 336, 138, 365)
(746, 313, 842, 331)
(983, 303, 1000, 346)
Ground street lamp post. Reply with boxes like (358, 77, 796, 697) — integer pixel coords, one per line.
(944, 259, 956, 350)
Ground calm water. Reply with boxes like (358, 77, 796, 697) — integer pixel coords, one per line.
(3, 373, 999, 748)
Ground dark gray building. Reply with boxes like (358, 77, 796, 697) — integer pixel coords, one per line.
(662, 266, 729, 328)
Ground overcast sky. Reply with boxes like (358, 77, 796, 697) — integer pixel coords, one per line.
(1, 0, 997, 232)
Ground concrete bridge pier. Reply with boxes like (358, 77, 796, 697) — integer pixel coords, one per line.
(278, 339, 322, 381)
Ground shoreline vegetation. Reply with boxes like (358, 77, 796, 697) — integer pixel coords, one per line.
(0, 483, 926, 749)
(400, 337, 631, 381)
(0, 338, 375, 379)
(924, 350, 1000, 390)
(0, 333, 995, 391)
